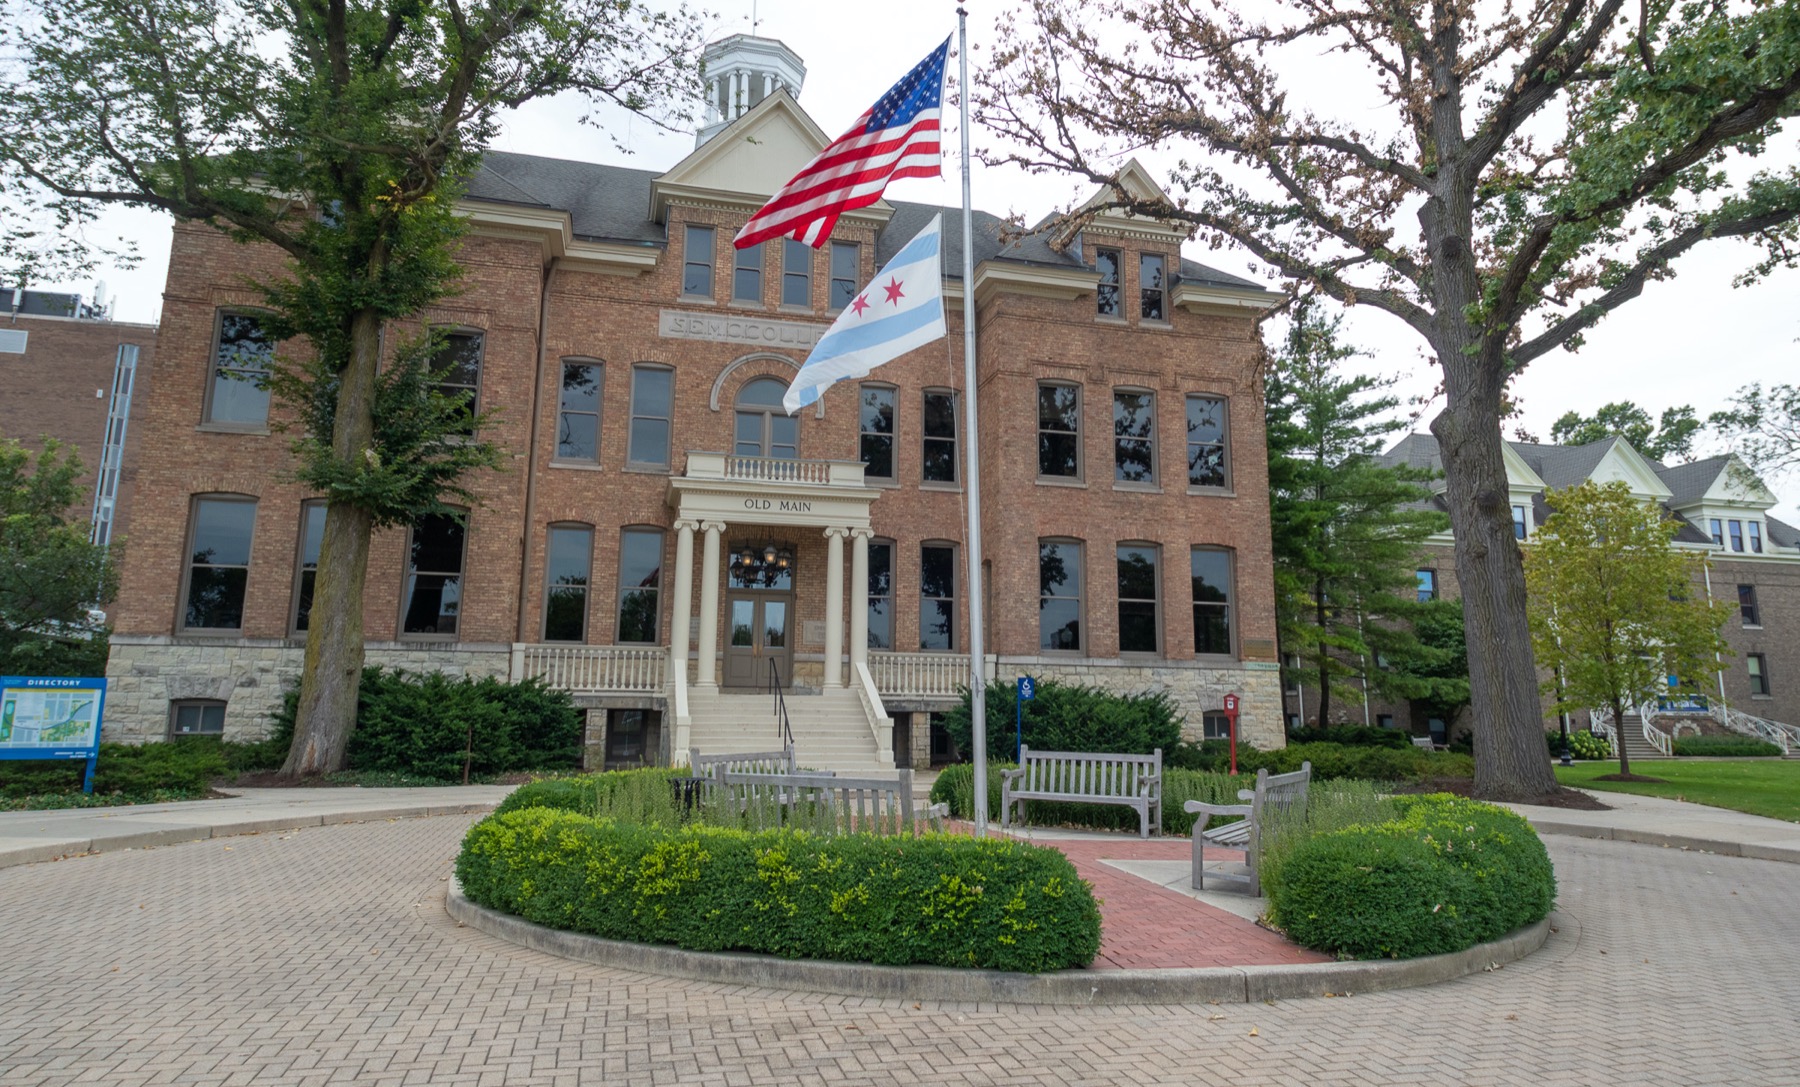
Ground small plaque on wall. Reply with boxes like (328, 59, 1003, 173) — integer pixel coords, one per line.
(803, 620, 826, 646)
(1240, 638, 1278, 661)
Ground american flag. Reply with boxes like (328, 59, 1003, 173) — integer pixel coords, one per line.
(734, 38, 948, 250)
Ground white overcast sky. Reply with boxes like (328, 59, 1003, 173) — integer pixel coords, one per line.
(39, 0, 1800, 518)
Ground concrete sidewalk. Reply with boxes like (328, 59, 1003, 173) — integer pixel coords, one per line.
(1508, 788, 1800, 863)
(0, 785, 514, 869)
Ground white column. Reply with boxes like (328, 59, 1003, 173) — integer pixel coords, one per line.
(696, 521, 724, 687)
(850, 528, 871, 671)
(823, 527, 847, 688)
(670, 520, 697, 659)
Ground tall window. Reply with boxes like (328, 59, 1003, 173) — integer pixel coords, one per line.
(1038, 382, 1081, 479)
(1417, 569, 1438, 602)
(430, 331, 483, 435)
(1749, 521, 1763, 554)
(1191, 548, 1233, 655)
(1729, 520, 1745, 552)
(868, 539, 894, 649)
(734, 242, 763, 303)
(1186, 395, 1228, 489)
(1710, 518, 1724, 546)
(292, 501, 326, 633)
(543, 524, 593, 642)
(1140, 253, 1166, 320)
(1748, 653, 1770, 696)
(1739, 584, 1761, 627)
(1117, 543, 1160, 654)
(734, 377, 798, 459)
(830, 242, 860, 310)
(782, 239, 812, 307)
(1095, 247, 1121, 317)
(628, 365, 673, 468)
(1039, 540, 1083, 652)
(859, 385, 895, 481)
(1512, 505, 1528, 540)
(616, 528, 663, 644)
(402, 513, 466, 636)
(557, 360, 602, 463)
(183, 497, 257, 631)
(205, 312, 274, 426)
(1113, 389, 1156, 483)
(920, 544, 956, 650)
(923, 390, 957, 483)
(683, 224, 715, 297)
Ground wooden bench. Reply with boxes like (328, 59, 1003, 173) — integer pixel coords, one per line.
(1184, 762, 1311, 896)
(707, 766, 945, 835)
(1000, 746, 1163, 838)
(689, 746, 798, 778)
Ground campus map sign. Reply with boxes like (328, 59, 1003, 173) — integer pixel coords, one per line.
(1, 676, 107, 792)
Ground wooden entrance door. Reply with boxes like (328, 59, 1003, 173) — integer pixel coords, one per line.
(723, 593, 792, 688)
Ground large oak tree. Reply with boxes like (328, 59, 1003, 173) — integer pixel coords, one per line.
(978, 0, 1800, 798)
(0, 0, 704, 774)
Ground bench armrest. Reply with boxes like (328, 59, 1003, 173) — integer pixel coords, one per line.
(1183, 801, 1253, 818)
(999, 767, 1026, 785)
(1237, 788, 1257, 801)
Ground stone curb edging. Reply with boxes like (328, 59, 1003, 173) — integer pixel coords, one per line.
(445, 875, 1554, 1005)
(0, 803, 499, 871)
(1525, 821, 1800, 865)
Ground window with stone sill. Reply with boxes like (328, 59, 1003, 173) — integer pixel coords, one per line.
(401, 512, 466, 637)
(182, 495, 257, 632)
(1037, 383, 1081, 480)
(291, 500, 326, 634)
(543, 523, 594, 643)
(556, 359, 603, 464)
(169, 700, 227, 739)
(203, 311, 275, 427)
(683, 224, 715, 298)
(1039, 539, 1084, 653)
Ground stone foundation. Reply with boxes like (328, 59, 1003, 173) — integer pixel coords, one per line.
(104, 636, 512, 743)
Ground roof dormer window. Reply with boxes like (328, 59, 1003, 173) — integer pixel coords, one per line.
(1749, 521, 1763, 554)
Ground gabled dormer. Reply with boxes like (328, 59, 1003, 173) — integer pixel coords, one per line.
(1660, 453, 1779, 554)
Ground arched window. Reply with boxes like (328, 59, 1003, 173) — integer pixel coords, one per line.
(734, 377, 798, 460)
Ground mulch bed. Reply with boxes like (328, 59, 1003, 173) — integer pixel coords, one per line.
(1394, 776, 1613, 810)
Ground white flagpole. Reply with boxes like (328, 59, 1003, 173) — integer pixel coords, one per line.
(957, 6, 990, 838)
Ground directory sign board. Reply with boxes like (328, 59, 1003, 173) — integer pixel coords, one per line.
(1, 676, 107, 792)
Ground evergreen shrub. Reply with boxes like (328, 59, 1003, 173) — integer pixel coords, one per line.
(1266, 794, 1555, 959)
(1283, 725, 1412, 749)
(940, 679, 1181, 760)
(268, 667, 584, 780)
(1545, 729, 1612, 760)
(0, 739, 226, 801)
(456, 808, 1102, 972)
(1670, 735, 1782, 757)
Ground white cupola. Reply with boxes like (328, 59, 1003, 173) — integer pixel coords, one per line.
(697, 34, 807, 147)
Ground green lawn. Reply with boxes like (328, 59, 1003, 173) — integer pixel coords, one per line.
(1554, 759, 1800, 823)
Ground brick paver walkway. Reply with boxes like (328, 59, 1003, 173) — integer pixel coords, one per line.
(4, 815, 1797, 1085)
(1031, 835, 1329, 969)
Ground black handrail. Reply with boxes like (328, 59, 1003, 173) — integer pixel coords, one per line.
(769, 657, 794, 752)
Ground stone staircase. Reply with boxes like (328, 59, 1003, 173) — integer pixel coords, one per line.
(685, 686, 891, 773)
(1617, 714, 1670, 761)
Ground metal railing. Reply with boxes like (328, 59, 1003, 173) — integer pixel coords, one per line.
(868, 651, 970, 699)
(514, 644, 667, 691)
(769, 657, 794, 752)
(1711, 703, 1795, 756)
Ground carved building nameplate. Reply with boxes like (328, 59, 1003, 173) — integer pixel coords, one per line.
(659, 309, 825, 350)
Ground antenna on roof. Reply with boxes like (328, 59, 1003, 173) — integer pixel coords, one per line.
(750, 0, 760, 33)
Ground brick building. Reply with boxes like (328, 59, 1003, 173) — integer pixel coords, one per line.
(103, 35, 1286, 767)
(1285, 432, 1800, 749)
(1, 288, 155, 548)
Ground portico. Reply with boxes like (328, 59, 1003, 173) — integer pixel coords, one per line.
(668, 453, 879, 690)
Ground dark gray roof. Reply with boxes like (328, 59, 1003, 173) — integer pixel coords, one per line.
(1376, 432, 1445, 475)
(1508, 439, 1619, 489)
(463, 150, 1268, 289)
(1655, 455, 1730, 507)
(466, 152, 666, 245)
(1766, 516, 1799, 549)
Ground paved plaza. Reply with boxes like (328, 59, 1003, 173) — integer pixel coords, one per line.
(3, 807, 1798, 1086)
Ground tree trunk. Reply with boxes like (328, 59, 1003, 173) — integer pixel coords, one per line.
(1314, 579, 1331, 727)
(1612, 697, 1633, 777)
(280, 306, 383, 778)
(1431, 393, 1560, 800)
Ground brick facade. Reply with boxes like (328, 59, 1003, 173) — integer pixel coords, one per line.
(103, 91, 1287, 754)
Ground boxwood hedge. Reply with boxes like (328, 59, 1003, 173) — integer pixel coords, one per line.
(1265, 794, 1555, 960)
(456, 808, 1102, 972)
(1670, 736, 1782, 757)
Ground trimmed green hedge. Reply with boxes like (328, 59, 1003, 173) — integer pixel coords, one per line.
(1265, 794, 1555, 960)
(456, 807, 1101, 972)
(493, 768, 688, 822)
(1283, 725, 1412, 749)
(1671, 736, 1782, 758)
